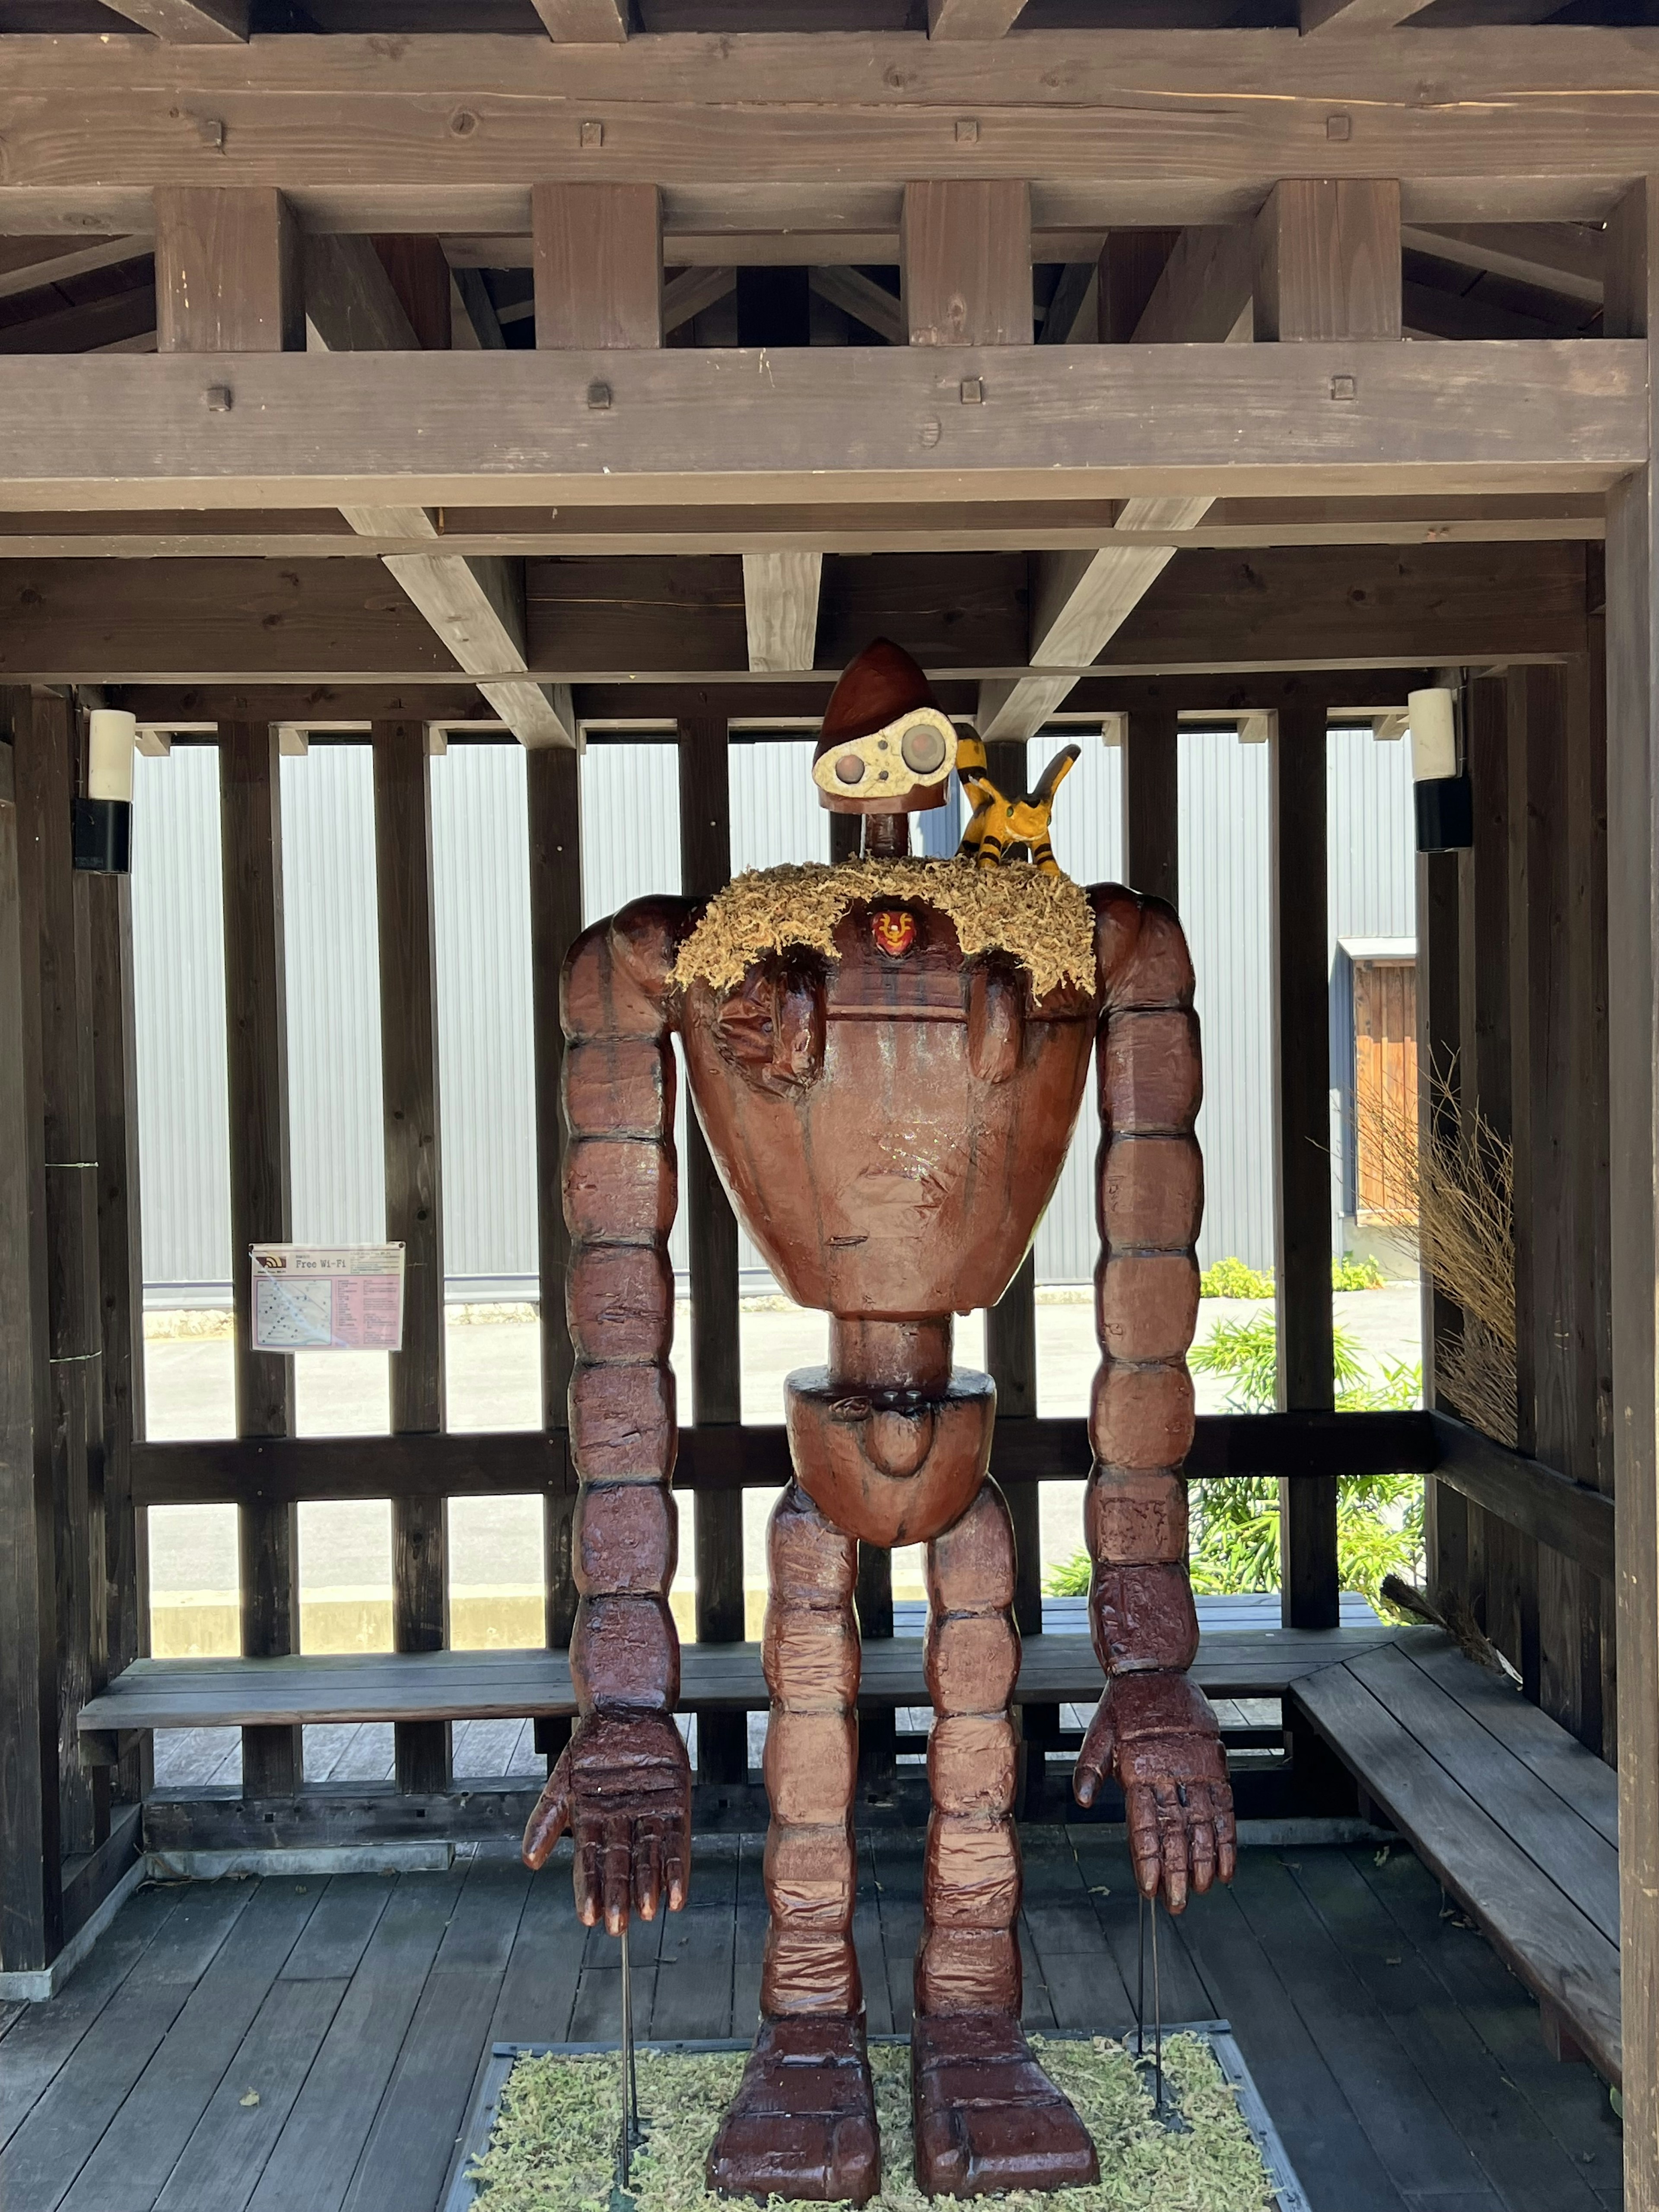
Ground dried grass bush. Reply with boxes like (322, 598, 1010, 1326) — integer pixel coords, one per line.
(1353, 1067, 1518, 1448)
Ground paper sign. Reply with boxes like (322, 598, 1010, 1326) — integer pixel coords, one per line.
(250, 1244, 405, 1353)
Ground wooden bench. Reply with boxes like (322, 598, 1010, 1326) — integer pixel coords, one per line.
(1289, 1624, 1621, 2088)
(79, 1621, 1407, 1758)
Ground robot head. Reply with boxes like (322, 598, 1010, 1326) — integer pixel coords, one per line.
(812, 638, 957, 816)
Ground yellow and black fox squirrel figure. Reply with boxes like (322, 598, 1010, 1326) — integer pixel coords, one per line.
(955, 734, 1081, 876)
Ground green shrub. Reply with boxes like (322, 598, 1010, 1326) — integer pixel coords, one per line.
(1197, 1254, 1390, 1299)
(1043, 1313, 1425, 1610)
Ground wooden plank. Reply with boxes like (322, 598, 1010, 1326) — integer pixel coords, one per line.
(679, 710, 746, 1785)
(373, 718, 450, 1798)
(1122, 702, 1178, 909)
(533, 183, 661, 351)
(8, 343, 1633, 512)
(81, 1625, 1405, 1734)
(1256, 179, 1402, 343)
(154, 187, 301, 354)
(57, 1877, 319, 2212)
(88, 865, 151, 1809)
(901, 180, 1031, 350)
(1290, 1661, 1622, 2088)
(15, 688, 106, 1866)
(0, 236, 145, 305)
(528, 0, 628, 41)
(1400, 1630, 1619, 1850)
(0, 691, 58, 1972)
(244, 1875, 463, 2212)
(339, 1862, 530, 2212)
(1273, 696, 1337, 1629)
(219, 719, 301, 1798)
(1348, 1643, 1619, 1946)
(528, 746, 583, 1666)
(1604, 174, 1659, 2210)
(100, 0, 250, 35)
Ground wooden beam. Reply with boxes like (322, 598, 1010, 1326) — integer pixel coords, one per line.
(902, 181, 1031, 350)
(1601, 174, 1659, 2212)
(154, 188, 301, 354)
(1402, 224, 1604, 308)
(0, 345, 1637, 514)
(373, 717, 450, 1798)
(1417, 830, 1465, 1615)
(528, 0, 628, 41)
(219, 721, 301, 1799)
(1122, 702, 1178, 909)
(742, 552, 822, 674)
(304, 234, 420, 353)
(1272, 696, 1338, 1631)
(807, 267, 903, 346)
(664, 265, 736, 338)
(679, 710, 746, 1784)
(1255, 179, 1402, 344)
(0, 695, 60, 1971)
(0, 543, 1591, 688)
(98, 0, 248, 37)
(0, 237, 144, 305)
(1430, 1416, 1616, 1592)
(928, 0, 1029, 36)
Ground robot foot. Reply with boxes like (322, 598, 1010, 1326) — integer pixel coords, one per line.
(910, 2012, 1100, 2199)
(706, 2015, 881, 2206)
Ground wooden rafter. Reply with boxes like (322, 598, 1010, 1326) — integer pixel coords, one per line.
(1299, 0, 1435, 30)
(1403, 224, 1604, 307)
(0, 238, 145, 305)
(928, 0, 1029, 36)
(306, 235, 577, 748)
(97, 0, 249, 37)
(528, 0, 629, 40)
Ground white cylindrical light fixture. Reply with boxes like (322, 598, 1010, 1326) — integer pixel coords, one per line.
(1407, 686, 1472, 853)
(74, 707, 138, 873)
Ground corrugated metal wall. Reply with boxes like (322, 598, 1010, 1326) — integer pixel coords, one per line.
(132, 724, 1416, 1299)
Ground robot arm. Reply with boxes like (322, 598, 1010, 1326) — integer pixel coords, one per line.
(522, 898, 697, 1933)
(1072, 887, 1236, 1911)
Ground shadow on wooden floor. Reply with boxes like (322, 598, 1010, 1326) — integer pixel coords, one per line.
(0, 1834, 1621, 2212)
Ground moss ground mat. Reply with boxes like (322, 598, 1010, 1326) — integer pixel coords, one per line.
(460, 2033, 1292, 2212)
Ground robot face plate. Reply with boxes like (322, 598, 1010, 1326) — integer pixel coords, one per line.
(811, 706, 957, 806)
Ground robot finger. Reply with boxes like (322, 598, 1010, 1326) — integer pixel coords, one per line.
(601, 1813, 634, 1936)
(633, 1818, 664, 1923)
(1125, 1783, 1164, 1898)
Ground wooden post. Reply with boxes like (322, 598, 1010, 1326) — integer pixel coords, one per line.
(1599, 178, 1659, 2208)
(1459, 675, 1537, 1688)
(1122, 706, 1179, 907)
(1416, 836, 1466, 1607)
(679, 712, 747, 1786)
(0, 693, 61, 1970)
(1272, 698, 1338, 1628)
(373, 718, 450, 1796)
(1509, 665, 1602, 1752)
(529, 746, 582, 1768)
(88, 862, 151, 1808)
(532, 184, 663, 350)
(901, 180, 1032, 346)
(154, 187, 303, 353)
(1252, 179, 1402, 343)
(1096, 230, 1180, 344)
(220, 721, 300, 1797)
(981, 734, 1052, 1804)
(16, 689, 107, 1856)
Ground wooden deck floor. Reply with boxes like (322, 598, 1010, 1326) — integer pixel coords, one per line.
(0, 1834, 1621, 2212)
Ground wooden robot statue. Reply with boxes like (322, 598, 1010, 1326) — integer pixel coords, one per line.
(523, 639, 1236, 2202)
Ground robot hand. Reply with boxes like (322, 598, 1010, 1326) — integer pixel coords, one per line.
(1073, 1673, 1236, 1913)
(521, 1709, 692, 1933)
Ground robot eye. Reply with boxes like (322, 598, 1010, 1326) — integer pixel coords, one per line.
(900, 721, 947, 775)
(834, 751, 865, 785)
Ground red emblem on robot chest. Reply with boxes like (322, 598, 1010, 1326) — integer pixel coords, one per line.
(871, 909, 916, 958)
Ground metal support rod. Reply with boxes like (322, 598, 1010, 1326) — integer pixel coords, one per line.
(1151, 1893, 1164, 2113)
(617, 1918, 641, 2193)
(1136, 1891, 1146, 2055)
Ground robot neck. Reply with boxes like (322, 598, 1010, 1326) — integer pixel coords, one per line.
(861, 810, 911, 859)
